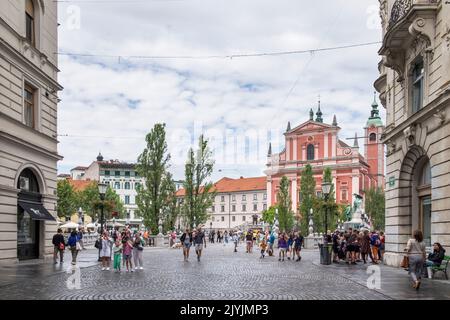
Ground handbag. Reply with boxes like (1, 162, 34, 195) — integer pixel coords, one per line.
(76, 241, 82, 251)
(59, 242, 65, 250)
(400, 255, 409, 268)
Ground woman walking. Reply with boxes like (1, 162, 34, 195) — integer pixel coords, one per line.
(180, 228, 193, 261)
(67, 230, 80, 265)
(287, 233, 294, 260)
(405, 230, 426, 289)
(100, 231, 113, 271)
(133, 233, 144, 270)
(278, 232, 288, 262)
(360, 230, 376, 264)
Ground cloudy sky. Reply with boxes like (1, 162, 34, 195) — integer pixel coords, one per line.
(56, 0, 384, 181)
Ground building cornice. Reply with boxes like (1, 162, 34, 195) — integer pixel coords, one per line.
(381, 90, 450, 143)
(0, 36, 62, 91)
(0, 118, 63, 161)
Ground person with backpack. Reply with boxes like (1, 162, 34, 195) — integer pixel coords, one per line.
(52, 228, 65, 264)
(370, 231, 381, 262)
(180, 228, 193, 261)
(67, 230, 80, 265)
(267, 231, 275, 256)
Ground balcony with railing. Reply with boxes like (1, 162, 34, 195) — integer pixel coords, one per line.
(379, 0, 439, 81)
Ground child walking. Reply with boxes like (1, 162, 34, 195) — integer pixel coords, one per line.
(260, 239, 267, 259)
(113, 239, 122, 272)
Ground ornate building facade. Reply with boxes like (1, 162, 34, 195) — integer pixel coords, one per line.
(375, 0, 450, 266)
(265, 104, 385, 216)
(0, 1, 62, 262)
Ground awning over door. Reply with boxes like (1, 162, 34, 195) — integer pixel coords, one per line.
(18, 201, 56, 221)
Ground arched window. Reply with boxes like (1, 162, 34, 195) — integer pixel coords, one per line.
(17, 169, 40, 193)
(114, 182, 120, 190)
(369, 133, 376, 142)
(307, 144, 315, 160)
(25, 0, 35, 46)
(124, 182, 130, 190)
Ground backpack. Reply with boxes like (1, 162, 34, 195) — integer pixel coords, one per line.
(94, 239, 102, 249)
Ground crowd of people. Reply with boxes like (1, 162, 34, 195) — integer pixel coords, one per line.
(329, 228, 385, 265)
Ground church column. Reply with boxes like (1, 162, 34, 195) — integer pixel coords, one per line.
(314, 143, 319, 159)
(331, 134, 336, 158)
(293, 138, 297, 161)
(291, 177, 297, 213)
(324, 133, 329, 158)
(302, 145, 306, 161)
(286, 138, 291, 161)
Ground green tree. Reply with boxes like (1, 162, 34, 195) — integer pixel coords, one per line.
(161, 172, 179, 232)
(182, 135, 216, 228)
(364, 187, 385, 230)
(299, 164, 316, 236)
(56, 179, 77, 218)
(75, 181, 124, 221)
(136, 123, 171, 234)
(313, 167, 339, 233)
(262, 205, 277, 225)
(277, 176, 294, 232)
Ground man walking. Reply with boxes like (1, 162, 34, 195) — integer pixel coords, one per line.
(52, 228, 65, 264)
(193, 227, 207, 261)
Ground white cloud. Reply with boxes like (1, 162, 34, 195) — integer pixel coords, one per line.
(57, 0, 384, 181)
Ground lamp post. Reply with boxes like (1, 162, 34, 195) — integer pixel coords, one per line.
(97, 182, 108, 261)
(321, 181, 332, 234)
(210, 221, 212, 232)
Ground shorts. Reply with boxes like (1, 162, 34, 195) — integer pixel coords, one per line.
(279, 247, 287, 252)
(347, 245, 355, 252)
(195, 244, 203, 251)
(246, 241, 253, 246)
(294, 245, 302, 251)
(123, 254, 132, 261)
(184, 242, 192, 249)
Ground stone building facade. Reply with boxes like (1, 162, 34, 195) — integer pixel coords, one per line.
(176, 177, 267, 231)
(375, 0, 450, 266)
(0, 1, 62, 262)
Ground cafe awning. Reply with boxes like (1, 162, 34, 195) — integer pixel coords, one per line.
(18, 201, 56, 221)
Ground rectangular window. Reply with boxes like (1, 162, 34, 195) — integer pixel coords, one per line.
(105, 170, 110, 176)
(135, 172, 139, 178)
(212, 216, 215, 222)
(253, 194, 257, 201)
(253, 204, 258, 211)
(412, 59, 424, 113)
(25, 13, 34, 46)
(211, 206, 215, 212)
(232, 216, 236, 222)
(341, 190, 347, 202)
(242, 204, 246, 212)
(232, 205, 236, 212)
(242, 216, 246, 221)
(242, 195, 246, 201)
(125, 171, 130, 177)
(263, 204, 267, 211)
(115, 171, 120, 177)
(221, 205, 225, 212)
(221, 216, 224, 222)
(24, 83, 36, 128)
(125, 195, 130, 205)
(232, 195, 236, 202)
(221, 195, 225, 202)
(263, 193, 267, 200)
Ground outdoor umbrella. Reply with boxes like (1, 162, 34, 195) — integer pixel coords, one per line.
(59, 222, 79, 229)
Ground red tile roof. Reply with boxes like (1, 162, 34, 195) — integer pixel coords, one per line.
(69, 179, 95, 192)
(176, 176, 266, 197)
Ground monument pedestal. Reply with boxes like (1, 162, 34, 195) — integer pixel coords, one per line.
(155, 234, 165, 247)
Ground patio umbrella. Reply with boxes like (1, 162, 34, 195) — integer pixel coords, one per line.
(59, 222, 79, 229)
(86, 223, 96, 228)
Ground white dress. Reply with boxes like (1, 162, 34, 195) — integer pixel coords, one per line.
(100, 238, 112, 257)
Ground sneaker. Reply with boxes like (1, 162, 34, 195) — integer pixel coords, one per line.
(53, 261, 57, 264)
(278, 258, 281, 261)
(135, 267, 138, 270)
(106, 267, 110, 271)
(287, 257, 291, 260)
(139, 267, 143, 270)
(71, 262, 76, 265)
(101, 267, 106, 271)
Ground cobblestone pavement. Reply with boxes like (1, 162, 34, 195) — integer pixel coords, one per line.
(0, 243, 448, 300)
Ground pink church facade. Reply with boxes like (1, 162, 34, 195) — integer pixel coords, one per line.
(265, 99, 385, 213)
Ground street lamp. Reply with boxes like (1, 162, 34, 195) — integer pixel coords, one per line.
(210, 221, 212, 231)
(321, 181, 331, 235)
(97, 182, 107, 261)
(78, 207, 83, 229)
